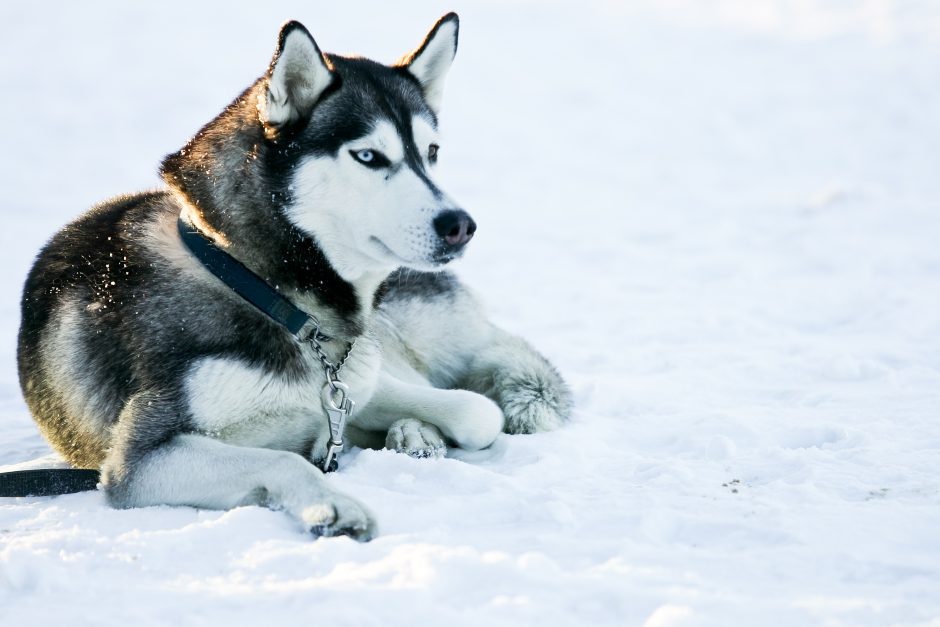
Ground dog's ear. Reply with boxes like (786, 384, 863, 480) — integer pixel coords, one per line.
(398, 13, 459, 115)
(259, 21, 335, 132)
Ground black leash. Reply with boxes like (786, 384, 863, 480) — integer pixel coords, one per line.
(176, 216, 329, 341)
(0, 468, 100, 497)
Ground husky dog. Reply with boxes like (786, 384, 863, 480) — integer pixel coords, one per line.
(17, 13, 571, 540)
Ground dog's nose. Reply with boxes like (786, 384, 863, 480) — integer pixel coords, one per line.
(434, 209, 477, 247)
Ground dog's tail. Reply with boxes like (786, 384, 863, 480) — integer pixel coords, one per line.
(0, 468, 100, 497)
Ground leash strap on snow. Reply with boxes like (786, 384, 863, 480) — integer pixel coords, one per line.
(0, 468, 100, 498)
(177, 216, 329, 342)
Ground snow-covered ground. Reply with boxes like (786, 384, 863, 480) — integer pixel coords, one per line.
(2, 1, 939, 625)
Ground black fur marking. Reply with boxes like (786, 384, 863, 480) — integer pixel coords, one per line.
(383, 268, 459, 302)
(398, 113, 443, 201)
(100, 388, 193, 501)
(373, 280, 390, 309)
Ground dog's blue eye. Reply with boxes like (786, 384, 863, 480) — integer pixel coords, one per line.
(428, 144, 439, 164)
(350, 149, 390, 169)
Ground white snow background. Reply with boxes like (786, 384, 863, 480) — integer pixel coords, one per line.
(1, 1, 939, 625)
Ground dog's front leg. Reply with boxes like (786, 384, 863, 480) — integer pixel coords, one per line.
(454, 329, 573, 435)
(100, 395, 376, 540)
(354, 371, 504, 455)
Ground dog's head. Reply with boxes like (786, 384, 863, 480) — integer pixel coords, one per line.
(258, 14, 471, 279)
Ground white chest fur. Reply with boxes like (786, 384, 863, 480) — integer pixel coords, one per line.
(184, 333, 381, 452)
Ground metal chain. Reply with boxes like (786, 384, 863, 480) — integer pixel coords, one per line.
(306, 335, 357, 383)
(333, 340, 357, 374)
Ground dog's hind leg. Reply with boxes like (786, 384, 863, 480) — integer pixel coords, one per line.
(101, 393, 376, 540)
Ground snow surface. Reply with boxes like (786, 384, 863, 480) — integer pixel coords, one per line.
(2, 1, 940, 625)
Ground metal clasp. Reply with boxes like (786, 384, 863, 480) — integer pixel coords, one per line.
(320, 378, 355, 472)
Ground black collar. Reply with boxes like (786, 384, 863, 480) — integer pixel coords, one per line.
(177, 216, 331, 342)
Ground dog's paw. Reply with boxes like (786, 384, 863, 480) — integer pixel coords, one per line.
(302, 492, 377, 542)
(385, 418, 446, 459)
(500, 372, 573, 435)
